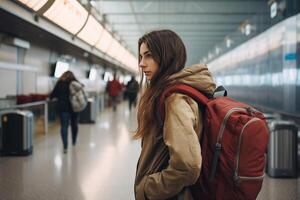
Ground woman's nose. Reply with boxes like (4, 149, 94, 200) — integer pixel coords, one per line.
(139, 58, 146, 68)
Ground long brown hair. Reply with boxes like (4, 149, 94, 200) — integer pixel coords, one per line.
(133, 30, 187, 139)
(59, 71, 77, 82)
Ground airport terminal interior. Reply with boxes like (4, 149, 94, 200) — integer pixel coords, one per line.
(0, 0, 299, 199)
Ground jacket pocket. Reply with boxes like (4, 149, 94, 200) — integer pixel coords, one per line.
(149, 146, 169, 174)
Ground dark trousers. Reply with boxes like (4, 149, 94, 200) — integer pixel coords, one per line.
(59, 112, 79, 149)
(110, 96, 118, 111)
(128, 94, 137, 110)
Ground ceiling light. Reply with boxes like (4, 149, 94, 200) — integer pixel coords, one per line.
(77, 15, 104, 46)
(43, 0, 88, 34)
(225, 37, 232, 48)
(245, 24, 251, 36)
(90, 0, 96, 7)
(16, 0, 48, 11)
(270, 1, 278, 18)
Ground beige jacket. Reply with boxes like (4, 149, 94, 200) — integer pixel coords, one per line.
(134, 64, 216, 200)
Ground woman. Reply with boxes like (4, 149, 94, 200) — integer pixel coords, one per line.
(50, 71, 80, 153)
(134, 30, 216, 200)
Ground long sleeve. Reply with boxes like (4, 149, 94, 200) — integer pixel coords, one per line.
(50, 82, 59, 99)
(144, 93, 202, 199)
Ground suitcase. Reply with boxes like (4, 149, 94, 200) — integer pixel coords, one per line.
(267, 120, 298, 177)
(0, 110, 33, 156)
(79, 98, 96, 124)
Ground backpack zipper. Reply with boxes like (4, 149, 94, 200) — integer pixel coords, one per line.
(233, 118, 265, 184)
(210, 107, 248, 181)
(217, 107, 248, 143)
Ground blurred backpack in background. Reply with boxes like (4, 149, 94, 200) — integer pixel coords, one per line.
(69, 81, 88, 112)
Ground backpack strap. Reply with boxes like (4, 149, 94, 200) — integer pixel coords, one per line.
(158, 84, 210, 125)
(158, 84, 223, 183)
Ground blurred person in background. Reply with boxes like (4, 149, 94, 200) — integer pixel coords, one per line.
(106, 73, 123, 111)
(50, 71, 83, 153)
(126, 76, 139, 111)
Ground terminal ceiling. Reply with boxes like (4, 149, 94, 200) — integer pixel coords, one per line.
(91, 0, 268, 66)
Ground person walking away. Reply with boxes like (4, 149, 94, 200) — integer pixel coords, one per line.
(50, 71, 83, 153)
(106, 74, 123, 111)
(126, 76, 139, 110)
(134, 30, 216, 199)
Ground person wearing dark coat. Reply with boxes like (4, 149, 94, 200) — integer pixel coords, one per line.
(50, 71, 80, 153)
(126, 76, 139, 110)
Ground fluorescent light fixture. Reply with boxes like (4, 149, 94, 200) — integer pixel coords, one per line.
(89, 143, 96, 148)
(90, 0, 97, 7)
(17, 0, 48, 11)
(5, 37, 30, 49)
(260, 74, 266, 85)
(124, 75, 131, 84)
(272, 72, 281, 86)
(106, 39, 121, 59)
(270, 2, 278, 18)
(126, 53, 133, 69)
(215, 77, 223, 86)
(119, 75, 124, 83)
(78, 15, 103, 46)
(127, 54, 138, 72)
(116, 46, 127, 63)
(103, 71, 112, 82)
(283, 68, 297, 85)
(54, 61, 69, 78)
(245, 24, 251, 36)
(226, 38, 232, 48)
(89, 67, 97, 80)
(43, 0, 88, 34)
(122, 51, 130, 68)
(95, 29, 113, 53)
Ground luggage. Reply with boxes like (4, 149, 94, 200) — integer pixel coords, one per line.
(79, 98, 96, 124)
(267, 120, 298, 178)
(159, 84, 269, 200)
(0, 110, 33, 156)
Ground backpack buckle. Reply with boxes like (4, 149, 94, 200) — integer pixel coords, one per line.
(215, 143, 222, 151)
(233, 172, 241, 186)
(246, 107, 255, 116)
(209, 143, 222, 181)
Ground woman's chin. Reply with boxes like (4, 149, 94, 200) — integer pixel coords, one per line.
(145, 76, 152, 81)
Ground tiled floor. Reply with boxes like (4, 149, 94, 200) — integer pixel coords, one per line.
(0, 102, 299, 200)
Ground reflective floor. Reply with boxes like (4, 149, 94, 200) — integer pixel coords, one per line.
(0, 102, 298, 200)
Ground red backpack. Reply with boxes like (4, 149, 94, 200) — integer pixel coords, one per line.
(159, 84, 269, 200)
